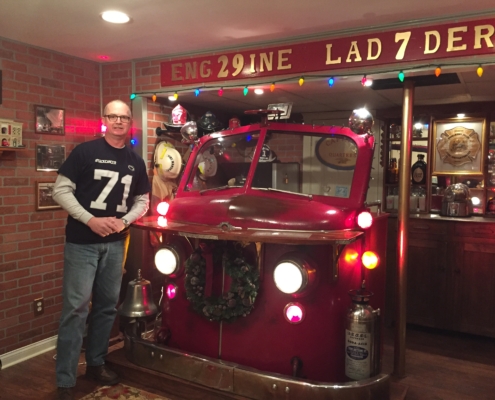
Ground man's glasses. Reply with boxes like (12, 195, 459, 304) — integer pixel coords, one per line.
(104, 114, 131, 123)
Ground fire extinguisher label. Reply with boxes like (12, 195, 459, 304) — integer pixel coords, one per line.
(345, 329, 371, 380)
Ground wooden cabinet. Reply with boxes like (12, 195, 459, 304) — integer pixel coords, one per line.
(386, 217, 495, 337)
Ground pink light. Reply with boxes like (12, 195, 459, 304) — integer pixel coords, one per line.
(166, 284, 177, 299)
(157, 201, 169, 216)
(284, 303, 304, 324)
(98, 55, 110, 60)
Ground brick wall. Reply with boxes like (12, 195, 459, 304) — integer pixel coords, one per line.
(0, 42, 190, 356)
(0, 38, 101, 354)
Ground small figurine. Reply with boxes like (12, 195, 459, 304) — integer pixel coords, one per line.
(1, 138, 9, 147)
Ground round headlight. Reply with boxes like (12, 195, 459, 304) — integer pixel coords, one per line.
(274, 261, 304, 294)
(155, 247, 179, 275)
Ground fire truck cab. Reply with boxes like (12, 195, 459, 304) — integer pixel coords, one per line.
(126, 109, 389, 399)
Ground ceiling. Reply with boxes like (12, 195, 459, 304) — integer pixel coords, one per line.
(1, 1, 495, 116)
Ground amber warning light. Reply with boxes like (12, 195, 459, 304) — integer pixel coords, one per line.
(362, 251, 379, 269)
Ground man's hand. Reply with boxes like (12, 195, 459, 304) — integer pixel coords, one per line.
(87, 217, 125, 237)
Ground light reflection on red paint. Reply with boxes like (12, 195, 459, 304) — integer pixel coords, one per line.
(157, 216, 168, 227)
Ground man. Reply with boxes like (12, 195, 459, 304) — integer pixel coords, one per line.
(53, 100, 150, 400)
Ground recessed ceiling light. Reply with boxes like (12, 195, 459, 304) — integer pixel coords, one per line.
(457, 113, 466, 118)
(101, 11, 130, 24)
(254, 88, 264, 95)
(98, 55, 110, 60)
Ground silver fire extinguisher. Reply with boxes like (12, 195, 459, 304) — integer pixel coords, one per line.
(345, 280, 381, 381)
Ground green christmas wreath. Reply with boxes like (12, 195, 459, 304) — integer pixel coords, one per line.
(184, 241, 259, 322)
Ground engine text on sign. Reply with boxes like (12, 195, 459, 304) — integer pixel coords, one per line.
(160, 18, 495, 87)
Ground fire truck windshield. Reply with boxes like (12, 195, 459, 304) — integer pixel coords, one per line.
(252, 131, 357, 198)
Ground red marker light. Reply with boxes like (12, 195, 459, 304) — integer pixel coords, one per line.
(357, 211, 373, 229)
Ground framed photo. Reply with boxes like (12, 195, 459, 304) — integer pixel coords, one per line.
(35, 105, 65, 135)
(36, 144, 66, 171)
(36, 181, 61, 210)
(432, 117, 486, 175)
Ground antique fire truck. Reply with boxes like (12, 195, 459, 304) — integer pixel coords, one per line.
(122, 109, 389, 399)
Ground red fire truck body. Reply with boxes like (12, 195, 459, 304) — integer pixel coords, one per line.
(128, 113, 389, 399)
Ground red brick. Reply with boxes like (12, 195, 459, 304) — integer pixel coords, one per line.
(5, 268, 30, 281)
(0, 315, 18, 329)
(43, 237, 64, 246)
(18, 257, 42, 269)
(19, 275, 43, 287)
(6, 304, 31, 318)
(15, 72, 40, 84)
(19, 239, 42, 251)
(0, 48, 14, 59)
(0, 335, 18, 350)
(31, 246, 54, 258)
(6, 322, 30, 336)
(2, 59, 28, 73)
(29, 84, 53, 96)
(31, 281, 54, 293)
(29, 47, 53, 59)
(19, 327, 43, 342)
(4, 251, 31, 263)
(4, 213, 30, 224)
(0, 233, 29, 243)
(17, 222, 43, 232)
(4, 178, 29, 186)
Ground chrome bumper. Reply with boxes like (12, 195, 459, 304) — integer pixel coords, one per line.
(124, 331, 390, 399)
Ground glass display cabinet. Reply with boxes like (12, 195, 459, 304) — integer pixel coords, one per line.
(382, 115, 493, 216)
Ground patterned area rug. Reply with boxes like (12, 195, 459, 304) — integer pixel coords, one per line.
(79, 383, 170, 400)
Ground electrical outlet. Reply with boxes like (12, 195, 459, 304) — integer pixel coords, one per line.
(34, 298, 44, 316)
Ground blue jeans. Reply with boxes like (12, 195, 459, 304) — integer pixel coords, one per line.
(56, 238, 129, 388)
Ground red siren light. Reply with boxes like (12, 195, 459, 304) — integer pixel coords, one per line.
(357, 211, 373, 229)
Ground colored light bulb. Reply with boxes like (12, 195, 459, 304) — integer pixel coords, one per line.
(243, 86, 248, 96)
(435, 67, 441, 77)
(152, 94, 157, 102)
(173, 92, 178, 100)
(477, 66, 483, 77)
(270, 83, 275, 92)
(328, 77, 334, 87)
(361, 75, 367, 86)
(130, 93, 136, 100)
(194, 88, 200, 96)
(218, 87, 223, 96)
(398, 71, 405, 82)
(299, 77, 304, 86)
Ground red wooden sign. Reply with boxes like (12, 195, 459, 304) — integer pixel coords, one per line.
(161, 17, 495, 87)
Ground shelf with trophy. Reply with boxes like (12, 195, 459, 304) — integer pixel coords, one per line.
(381, 114, 493, 216)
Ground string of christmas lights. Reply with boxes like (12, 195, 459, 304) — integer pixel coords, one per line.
(133, 62, 491, 102)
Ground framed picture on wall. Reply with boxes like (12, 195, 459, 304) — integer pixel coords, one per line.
(36, 144, 66, 171)
(35, 105, 65, 135)
(432, 117, 486, 175)
(36, 181, 61, 211)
